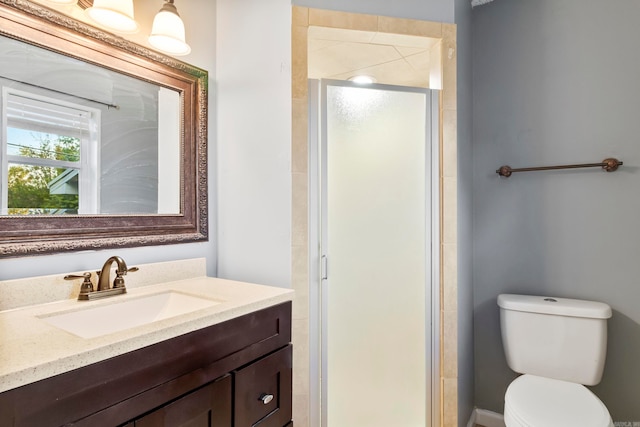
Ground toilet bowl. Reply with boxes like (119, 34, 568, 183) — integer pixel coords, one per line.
(504, 374, 613, 427)
(498, 294, 614, 427)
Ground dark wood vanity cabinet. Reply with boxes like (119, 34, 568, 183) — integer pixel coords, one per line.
(0, 302, 292, 427)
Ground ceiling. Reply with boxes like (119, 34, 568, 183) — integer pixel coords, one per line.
(308, 26, 439, 88)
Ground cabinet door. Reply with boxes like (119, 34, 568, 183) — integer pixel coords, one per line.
(234, 345, 292, 427)
(133, 375, 232, 427)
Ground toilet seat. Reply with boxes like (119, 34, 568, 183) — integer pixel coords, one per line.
(504, 374, 613, 427)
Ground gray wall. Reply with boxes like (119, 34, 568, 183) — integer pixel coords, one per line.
(455, 0, 474, 425)
(0, 0, 217, 280)
(472, 0, 640, 422)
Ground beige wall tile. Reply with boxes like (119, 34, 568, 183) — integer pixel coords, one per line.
(443, 59, 457, 111)
(442, 310, 458, 379)
(292, 25, 309, 100)
(442, 23, 456, 44)
(309, 8, 378, 31)
(443, 72, 456, 112)
(308, 26, 376, 44)
(292, 6, 309, 27)
(292, 245, 309, 321)
(292, 99, 309, 174)
(293, 318, 310, 394)
(292, 10, 310, 427)
(378, 16, 442, 38)
(442, 176, 458, 245)
(293, 392, 310, 427)
(292, 172, 308, 247)
(442, 108, 458, 178)
(292, 310, 310, 424)
(442, 243, 458, 313)
(442, 24, 457, 111)
(443, 378, 459, 427)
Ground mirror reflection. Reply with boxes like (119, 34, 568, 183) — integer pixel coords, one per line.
(0, 35, 180, 216)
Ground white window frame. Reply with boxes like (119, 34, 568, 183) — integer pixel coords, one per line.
(1, 87, 100, 214)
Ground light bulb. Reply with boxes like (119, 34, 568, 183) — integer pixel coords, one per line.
(348, 75, 376, 85)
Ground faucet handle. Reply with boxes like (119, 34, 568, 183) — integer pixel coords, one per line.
(113, 272, 125, 289)
(64, 272, 94, 295)
(64, 272, 91, 280)
(108, 266, 139, 275)
(113, 266, 138, 289)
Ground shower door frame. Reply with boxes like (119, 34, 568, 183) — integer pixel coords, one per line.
(308, 79, 441, 427)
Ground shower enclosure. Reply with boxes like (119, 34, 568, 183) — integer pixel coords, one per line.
(309, 79, 440, 427)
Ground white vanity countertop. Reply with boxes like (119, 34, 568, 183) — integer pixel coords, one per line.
(0, 277, 293, 393)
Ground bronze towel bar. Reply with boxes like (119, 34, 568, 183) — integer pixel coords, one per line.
(496, 158, 623, 178)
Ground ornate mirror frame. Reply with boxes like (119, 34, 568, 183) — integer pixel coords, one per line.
(0, 0, 208, 257)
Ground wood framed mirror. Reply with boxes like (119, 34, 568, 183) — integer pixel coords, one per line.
(0, 0, 208, 257)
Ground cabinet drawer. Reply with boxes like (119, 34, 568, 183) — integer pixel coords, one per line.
(130, 375, 232, 427)
(234, 345, 292, 427)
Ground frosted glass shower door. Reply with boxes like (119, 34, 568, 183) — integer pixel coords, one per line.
(321, 81, 437, 427)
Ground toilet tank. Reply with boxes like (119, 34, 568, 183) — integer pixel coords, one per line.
(498, 294, 612, 385)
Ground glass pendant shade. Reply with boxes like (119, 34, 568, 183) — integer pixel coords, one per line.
(148, 1, 191, 56)
(86, 0, 139, 34)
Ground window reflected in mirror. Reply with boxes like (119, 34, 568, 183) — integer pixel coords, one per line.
(3, 90, 98, 215)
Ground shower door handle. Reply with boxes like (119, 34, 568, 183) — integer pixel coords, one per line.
(321, 255, 328, 280)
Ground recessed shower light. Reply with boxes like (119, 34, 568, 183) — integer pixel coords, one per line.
(348, 75, 376, 84)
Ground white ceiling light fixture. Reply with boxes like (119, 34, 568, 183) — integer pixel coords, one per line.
(148, 0, 191, 57)
(348, 75, 376, 85)
(85, 0, 139, 34)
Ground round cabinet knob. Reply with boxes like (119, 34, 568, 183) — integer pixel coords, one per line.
(259, 393, 274, 405)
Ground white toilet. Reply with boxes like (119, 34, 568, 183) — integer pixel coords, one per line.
(498, 294, 614, 427)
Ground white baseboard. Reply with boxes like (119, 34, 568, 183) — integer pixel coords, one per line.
(467, 408, 506, 427)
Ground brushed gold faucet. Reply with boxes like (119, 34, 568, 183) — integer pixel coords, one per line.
(97, 255, 131, 291)
(64, 256, 138, 301)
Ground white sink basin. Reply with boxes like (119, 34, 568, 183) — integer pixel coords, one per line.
(39, 291, 222, 339)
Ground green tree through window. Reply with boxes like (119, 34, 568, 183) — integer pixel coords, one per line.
(7, 134, 80, 214)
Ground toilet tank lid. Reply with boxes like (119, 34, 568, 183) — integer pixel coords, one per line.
(498, 294, 612, 319)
